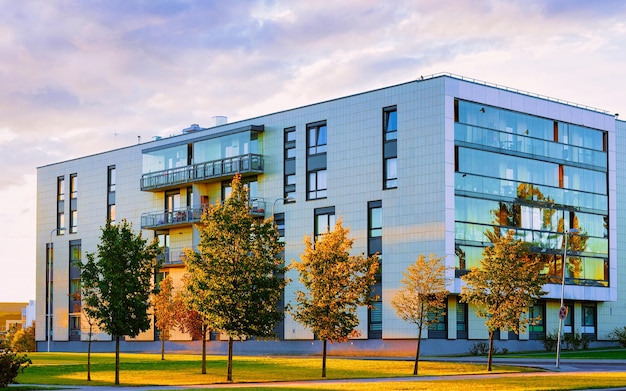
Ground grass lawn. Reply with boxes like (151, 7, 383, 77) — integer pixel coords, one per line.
(12, 352, 526, 386)
(5, 350, 626, 391)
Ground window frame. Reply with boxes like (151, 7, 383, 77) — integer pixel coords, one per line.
(307, 123, 327, 155)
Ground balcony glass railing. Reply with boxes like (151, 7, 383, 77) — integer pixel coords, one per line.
(141, 199, 267, 229)
(141, 207, 204, 229)
(157, 247, 188, 267)
(141, 154, 264, 190)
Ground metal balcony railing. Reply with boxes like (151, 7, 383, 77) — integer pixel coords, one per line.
(141, 200, 267, 229)
(141, 207, 204, 229)
(141, 154, 264, 191)
(157, 247, 188, 267)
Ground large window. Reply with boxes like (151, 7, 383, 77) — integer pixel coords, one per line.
(582, 303, 596, 336)
(69, 174, 77, 233)
(107, 165, 116, 222)
(221, 178, 258, 202)
(308, 170, 327, 200)
(384, 157, 397, 189)
(284, 127, 296, 199)
(70, 174, 77, 199)
(384, 107, 397, 140)
(454, 99, 609, 288)
(314, 206, 336, 240)
(368, 200, 382, 339)
(68, 240, 81, 341)
(383, 106, 397, 189)
(428, 307, 447, 339)
(456, 301, 468, 339)
(528, 303, 545, 339)
(307, 123, 327, 155)
(57, 176, 65, 231)
(307, 121, 328, 200)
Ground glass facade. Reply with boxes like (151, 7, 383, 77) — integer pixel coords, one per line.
(142, 131, 261, 175)
(454, 99, 608, 287)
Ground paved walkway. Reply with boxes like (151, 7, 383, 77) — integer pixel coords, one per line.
(13, 357, 626, 391)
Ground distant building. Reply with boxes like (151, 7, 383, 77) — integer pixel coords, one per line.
(35, 74, 625, 354)
(23, 300, 36, 328)
(0, 302, 29, 332)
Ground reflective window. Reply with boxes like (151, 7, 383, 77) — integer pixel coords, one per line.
(308, 124, 327, 155)
(314, 207, 336, 239)
(369, 205, 382, 238)
(384, 106, 397, 141)
(528, 303, 545, 339)
(143, 145, 188, 174)
(384, 157, 397, 189)
(582, 304, 596, 334)
(458, 148, 606, 196)
(308, 170, 327, 199)
(70, 174, 77, 199)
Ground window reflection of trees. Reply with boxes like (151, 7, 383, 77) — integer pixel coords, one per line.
(486, 183, 592, 285)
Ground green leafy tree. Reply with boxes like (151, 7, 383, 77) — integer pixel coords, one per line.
(460, 229, 547, 371)
(392, 254, 449, 375)
(290, 219, 379, 378)
(152, 275, 177, 360)
(183, 174, 287, 382)
(10, 324, 36, 352)
(79, 219, 161, 385)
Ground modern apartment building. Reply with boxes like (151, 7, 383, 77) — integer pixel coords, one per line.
(35, 74, 626, 354)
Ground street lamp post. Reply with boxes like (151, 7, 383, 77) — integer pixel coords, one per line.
(48, 227, 65, 353)
(272, 197, 295, 218)
(555, 227, 579, 369)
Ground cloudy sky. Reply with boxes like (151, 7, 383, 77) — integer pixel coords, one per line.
(1, 0, 625, 302)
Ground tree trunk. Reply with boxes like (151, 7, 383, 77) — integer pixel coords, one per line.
(202, 325, 207, 374)
(487, 330, 494, 372)
(414, 326, 422, 375)
(161, 335, 165, 360)
(87, 328, 92, 381)
(227, 336, 234, 382)
(115, 335, 120, 385)
(322, 339, 327, 378)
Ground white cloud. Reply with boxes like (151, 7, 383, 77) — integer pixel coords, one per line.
(1, 0, 626, 300)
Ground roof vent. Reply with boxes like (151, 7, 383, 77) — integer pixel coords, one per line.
(182, 124, 202, 134)
(210, 116, 227, 127)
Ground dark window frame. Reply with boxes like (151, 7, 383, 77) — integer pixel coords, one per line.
(107, 165, 116, 222)
(284, 127, 296, 199)
(307, 122, 327, 155)
(368, 200, 383, 339)
(383, 106, 398, 190)
(314, 206, 335, 240)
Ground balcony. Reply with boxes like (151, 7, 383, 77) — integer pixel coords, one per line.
(141, 199, 266, 230)
(158, 247, 188, 267)
(141, 154, 264, 191)
(141, 207, 204, 229)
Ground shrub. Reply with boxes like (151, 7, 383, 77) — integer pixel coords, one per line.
(542, 330, 559, 352)
(468, 341, 499, 356)
(564, 331, 590, 351)
(608, 326, 626, 348)
(0, 349, 32, 387)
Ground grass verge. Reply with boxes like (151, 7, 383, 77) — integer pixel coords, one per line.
(13, 352, 527, 386)
(6, 351, 626, 390)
